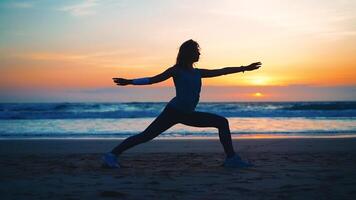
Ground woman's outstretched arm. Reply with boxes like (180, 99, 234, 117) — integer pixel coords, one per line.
(113, 66, 177, 86)
(198, 62, 262, 78)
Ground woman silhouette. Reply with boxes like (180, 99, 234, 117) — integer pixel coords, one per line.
(103, 39, 261, 168)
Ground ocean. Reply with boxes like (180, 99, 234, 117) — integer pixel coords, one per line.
(0, 102, 355, 139)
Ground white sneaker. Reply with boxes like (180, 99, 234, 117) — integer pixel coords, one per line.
(102, 152, 120, 168)
(223, 154, 254, 168)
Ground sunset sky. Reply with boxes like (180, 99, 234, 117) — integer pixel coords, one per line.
(1, 0, 355, 102)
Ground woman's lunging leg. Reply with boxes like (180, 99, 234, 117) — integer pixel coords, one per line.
(111, 107, 177, 156)
(180, 111, 236, 158)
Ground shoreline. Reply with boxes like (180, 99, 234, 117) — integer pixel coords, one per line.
(1, 133, 356, 141)
(1, 137, 356, 155)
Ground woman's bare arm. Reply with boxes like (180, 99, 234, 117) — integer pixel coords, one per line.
(199, 62, 261, 78)
(113, 66, 177, 86)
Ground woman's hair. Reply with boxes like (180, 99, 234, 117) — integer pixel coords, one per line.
(176, 39, 200, 67)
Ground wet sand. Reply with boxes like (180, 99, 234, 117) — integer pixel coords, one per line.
(1, 138, 356, 199)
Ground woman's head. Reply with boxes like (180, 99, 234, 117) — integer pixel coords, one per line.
(176, 39, 200, 67)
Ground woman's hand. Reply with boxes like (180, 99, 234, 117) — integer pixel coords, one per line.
(113, 78, 131, 86)
(244, 62, 262, 71)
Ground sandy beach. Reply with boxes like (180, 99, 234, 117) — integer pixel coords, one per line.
(1, 138, 356, 200)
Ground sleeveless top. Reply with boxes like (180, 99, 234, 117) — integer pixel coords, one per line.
(168, 67, 202, 113)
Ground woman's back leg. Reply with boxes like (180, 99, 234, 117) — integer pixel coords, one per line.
(111, 107, 178, 155)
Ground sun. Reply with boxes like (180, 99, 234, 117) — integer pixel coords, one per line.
(253, 92, 264, 97)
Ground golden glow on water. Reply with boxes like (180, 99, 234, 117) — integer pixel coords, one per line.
(157, 135, 356, 140)
(231, 134, 356, 139)
(1, 117, 355, 139)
